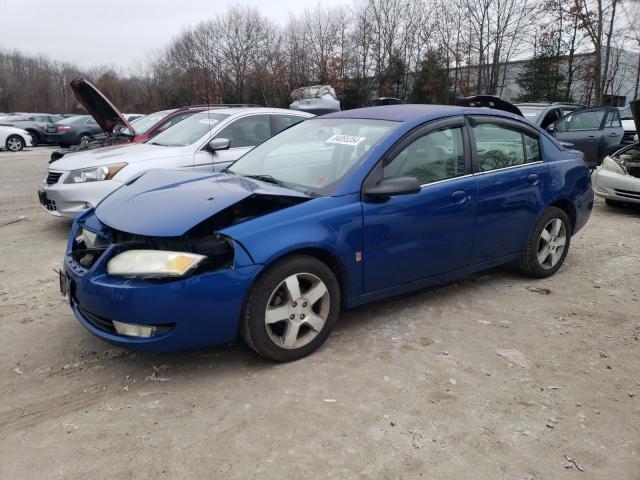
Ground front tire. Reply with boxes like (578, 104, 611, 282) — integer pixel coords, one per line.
(518, 207, 571, 278)
(240, 255, 340, 362)
(5, 135, 25, 152)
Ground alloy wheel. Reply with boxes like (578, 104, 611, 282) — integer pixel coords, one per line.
(537, 218, 567, 269)
(6, 136, 23, 151)
(264, 272, 330, 349)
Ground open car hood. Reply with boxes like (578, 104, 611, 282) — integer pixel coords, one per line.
(70, 77, 137, 136)
(458, 95, 523, 117)
(630, 100, 640, 133)
(95, 169, 310, 237)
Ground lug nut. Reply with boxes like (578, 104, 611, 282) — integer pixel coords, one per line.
(302, 302, 307, 308)
(289, 314, 295, 320)
(300, 314, 305, 320)
(292, 302, 297, 307)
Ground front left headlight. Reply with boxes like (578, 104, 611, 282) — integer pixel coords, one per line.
(107, 250, 206, 278)
(601, 156, 626, 175)
(65, 162, 127, 184)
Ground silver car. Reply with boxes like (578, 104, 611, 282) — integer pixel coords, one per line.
(593, 142, 640, 205)
(39, 108, 313, 218)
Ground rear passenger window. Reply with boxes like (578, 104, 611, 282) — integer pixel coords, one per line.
(384, 126, 466, 184)
(472, 122, 540, 171)
(606, 110, 622, 127)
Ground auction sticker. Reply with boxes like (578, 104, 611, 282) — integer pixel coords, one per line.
(326, 134, 365, 146)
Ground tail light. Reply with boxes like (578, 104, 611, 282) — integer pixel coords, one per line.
(57, 126, 71, 132)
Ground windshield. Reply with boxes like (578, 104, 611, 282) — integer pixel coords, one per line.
(228, 118, 399, 196)
(125, 109, 176, 135)
(517, 106, 545, 121)
(149, 112, 228, 147)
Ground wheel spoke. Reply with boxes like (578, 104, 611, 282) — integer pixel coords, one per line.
(284, 275, 301, 300)
(538, 245, 551, 263)
(281, 321, 300, 348)
(265, 305, 290, 324)
(540, 229, 551, 243)
(550, 219, 562, 236)
(304, 313, 325, 332)
(549, 249, 559, 267)
(556, 237, 566, 247)
(305, 281, 327, 305)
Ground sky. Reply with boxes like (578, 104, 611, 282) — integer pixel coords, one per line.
(0, 0, 348, 71)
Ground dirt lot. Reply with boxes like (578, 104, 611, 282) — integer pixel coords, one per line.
(1, 148, 639, 479)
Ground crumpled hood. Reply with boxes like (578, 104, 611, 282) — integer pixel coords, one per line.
(71, 77, 136, 135)
(95, 169, 310, 237)
(50, 143, 186, 170)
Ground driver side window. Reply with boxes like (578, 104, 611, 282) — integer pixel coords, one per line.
(384, 126, 466, 184)
(215, 115, 270, 148)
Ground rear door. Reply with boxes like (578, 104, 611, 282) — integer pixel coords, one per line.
(551, 108, 608, 167)
(469, 116, 550, 264)
(601, 109, 624, 157)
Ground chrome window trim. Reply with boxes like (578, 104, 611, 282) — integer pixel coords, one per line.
(472, 160, 544, 176)
(419, 173, 474, 188)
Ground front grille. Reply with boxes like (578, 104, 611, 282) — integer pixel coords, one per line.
(614, 188, 640, 200)
(46, 171, 63, 185)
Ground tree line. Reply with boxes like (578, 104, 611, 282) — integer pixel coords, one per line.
(0, 0, 637, 114)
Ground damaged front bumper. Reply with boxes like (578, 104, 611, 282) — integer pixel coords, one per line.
(593, 165, 640, 205)
(62, 211, 261, 351)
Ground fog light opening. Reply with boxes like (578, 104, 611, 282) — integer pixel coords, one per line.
(112, 320, 155, 338)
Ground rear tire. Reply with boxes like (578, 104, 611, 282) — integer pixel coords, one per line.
(79, 133, 92, 145)
(518, 207, 571, 278)
(240, 255, 340, 362)
(5, 135, 25, 152)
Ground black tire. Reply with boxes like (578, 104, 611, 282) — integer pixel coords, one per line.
(79, 133, 92, 145)
(518, 207, 572, 278)
(5, 135, 25, 152)
(240, 255, 340, 362)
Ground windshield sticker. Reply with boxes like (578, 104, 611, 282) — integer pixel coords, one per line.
(326, 134, 365, 146)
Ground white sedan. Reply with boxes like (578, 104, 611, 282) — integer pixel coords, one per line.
(0, 126, 33, 152)
(593, 141, 640, 205)
(39, 107, 312, 218)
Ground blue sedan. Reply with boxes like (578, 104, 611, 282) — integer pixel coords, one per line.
(61, 105, 593, 361)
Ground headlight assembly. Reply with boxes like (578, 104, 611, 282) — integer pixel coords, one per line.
(601, 156, 626, 175)
(107, 250, 206, 278)
(65, 163, 127, 183)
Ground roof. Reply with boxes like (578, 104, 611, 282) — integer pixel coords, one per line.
(321, 104, 523, 123)
(202, 107, 314, 116)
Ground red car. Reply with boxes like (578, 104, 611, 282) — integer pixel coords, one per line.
(50, 78, 230, 162)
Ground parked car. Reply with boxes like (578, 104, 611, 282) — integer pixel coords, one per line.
(0, 126, 33, 151)
(289, 85, 341, 115)
(593, 100, 640, 206)
(619, 106, 637, 145)
(59, 104, 593, 361)
(515, 102, 584, 129)
(44, 115, 104, 147)
(39, 108, 313, 218)
(547, 107, 624, 168)
(0, 113, 63, 145)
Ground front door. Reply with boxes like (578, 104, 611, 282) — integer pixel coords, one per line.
(551, 108, 608, 167)
(193, 114, 271, 172)
(363, 117, 477, 292)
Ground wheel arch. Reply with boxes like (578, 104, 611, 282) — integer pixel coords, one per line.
(547, 197, 577, 233)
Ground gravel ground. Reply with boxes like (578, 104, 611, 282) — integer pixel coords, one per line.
(1, 148, 639, 479)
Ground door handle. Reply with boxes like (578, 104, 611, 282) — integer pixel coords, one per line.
(527, 173, 540, 185)
(608, 132, 620, 137)
(587, 136, 596, 141)
(450, 190, 467, 204)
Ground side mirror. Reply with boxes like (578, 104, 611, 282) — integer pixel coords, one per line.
(546, 123, 555, 133)
(364, 176, 421, 199)
(207, 138, 230, 152)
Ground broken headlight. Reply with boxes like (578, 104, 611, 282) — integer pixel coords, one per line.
(107, 250, 206, 278)
(601, 156, 626, 175)
(65, 163, 127, 183)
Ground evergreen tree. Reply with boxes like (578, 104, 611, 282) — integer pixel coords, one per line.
(516, 35, 568, 102)
(409, 51, 452, 104)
